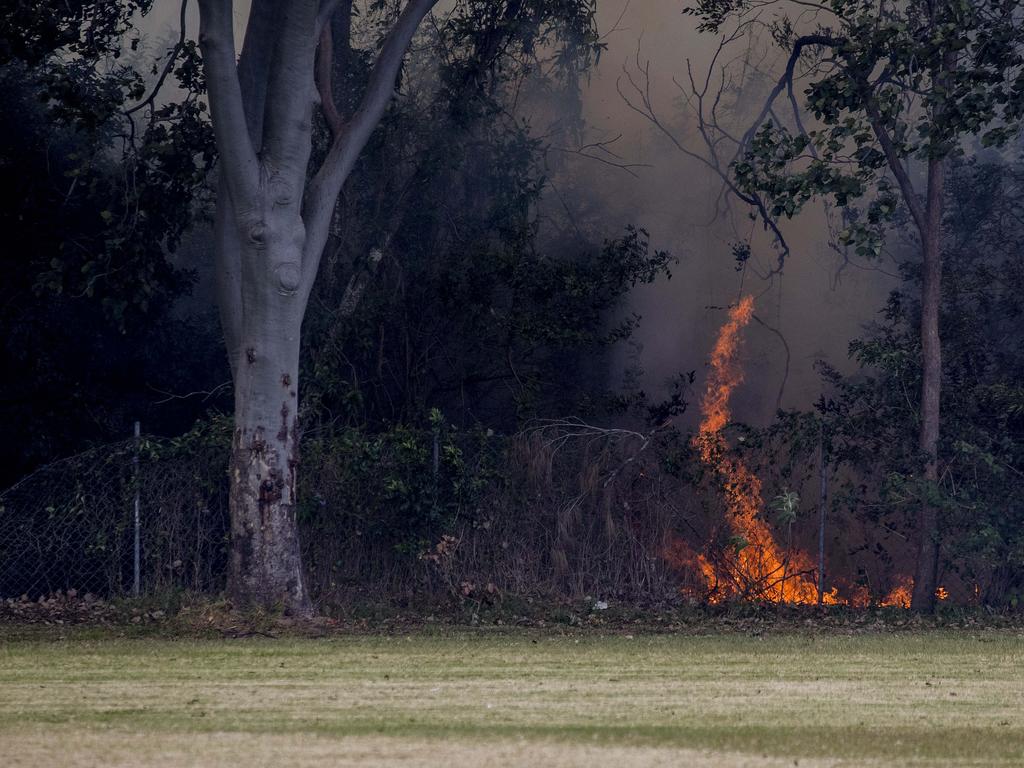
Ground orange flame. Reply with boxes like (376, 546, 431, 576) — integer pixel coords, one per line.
(880, 575, 913, 608)
(876, 579, 947, 607)
(674, 296, 836, 605)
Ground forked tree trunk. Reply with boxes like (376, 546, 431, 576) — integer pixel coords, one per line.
(198, 0, 440, 615)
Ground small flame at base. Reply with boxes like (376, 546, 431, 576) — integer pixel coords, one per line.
(879, 575, 913, 608)
(877, 578, 947, 608)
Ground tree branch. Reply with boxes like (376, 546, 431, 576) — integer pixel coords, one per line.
(208, 0, 280, 373)
(550, 134, 651, 178)
(863, 100, 927, 237)
(301, 0, 441, 294)
(315, 22, 344, 138)
(618, 42, 795, 268)
(261, 0, 320, 177)
(214, 184, 244, 379)
(738, 34, 843, 151)
(316, 0, 344, 38)
(197, 0, 259, 206)
(237, 0, 282, 150)
(126, 0, 190, 122)
(752, 313, 790, 411)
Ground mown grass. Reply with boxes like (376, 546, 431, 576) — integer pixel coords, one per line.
(0, 628, 1021, 766)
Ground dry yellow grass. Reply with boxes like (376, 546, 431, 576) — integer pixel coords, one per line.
(0, 629, 1021, 766)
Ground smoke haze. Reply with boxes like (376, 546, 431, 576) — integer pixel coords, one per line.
(143, 0, 899, 424)
(548, 1, 898, 425)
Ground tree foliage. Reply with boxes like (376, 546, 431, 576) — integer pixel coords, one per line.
(812, 159, 1024, 605)
(0, 2, 216, 480)
(697, 0, 1024, 254)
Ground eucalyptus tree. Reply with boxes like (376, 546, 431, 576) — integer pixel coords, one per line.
(688, 0, 1024, 610)
(197, 0, 600, 614)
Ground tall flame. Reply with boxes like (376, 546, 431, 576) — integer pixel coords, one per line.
(682, 296, 836, 604)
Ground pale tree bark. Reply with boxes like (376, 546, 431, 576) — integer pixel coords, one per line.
(197, 0, 439, 614)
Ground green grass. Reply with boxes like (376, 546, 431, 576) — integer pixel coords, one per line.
(1, 628, 1022, 766)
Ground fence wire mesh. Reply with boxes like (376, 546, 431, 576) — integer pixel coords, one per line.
(1, 422, 728, 606)
(0, 434, 229, 599)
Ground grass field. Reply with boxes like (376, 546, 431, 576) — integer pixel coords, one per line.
(0, 628, 1021, 766)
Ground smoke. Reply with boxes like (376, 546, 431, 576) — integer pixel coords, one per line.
(140, 1, 898, 425)
(537, 0, 898, 425)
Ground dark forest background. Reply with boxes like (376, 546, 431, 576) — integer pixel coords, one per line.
(1, 0, 1022, 611)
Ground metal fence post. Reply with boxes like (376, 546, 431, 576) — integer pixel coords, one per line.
(817, 421, 827, 606)
(432, 424, 440, 479)
(133, 420, 141, 597)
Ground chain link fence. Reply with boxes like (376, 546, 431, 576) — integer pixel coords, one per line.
(0, 429, 230, 599)
(0, 420, 689, 605)
(4, 420, 1020, 609)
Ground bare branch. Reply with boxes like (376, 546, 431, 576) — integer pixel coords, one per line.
(316, 0, 343, 37)
(618, 50, 794, 268)
(550, 134, 651, 178)
(126, 0, 190, 121)
(600, 0, 632, 41)
(301, 0, 441, 293)
(150, 380, 232, 405)
(738, 34, 842, 151)
(752, 313, 790, 411)
(315, 22, 344, 138)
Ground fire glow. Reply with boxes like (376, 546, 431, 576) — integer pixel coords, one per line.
(666, 296, 927, 607)
(668, 296, 833, 604)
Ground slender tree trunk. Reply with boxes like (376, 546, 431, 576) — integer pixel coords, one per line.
(910, 154, 945, 613)
(908, 40, 957, 613)
(817, 421, 826, 606)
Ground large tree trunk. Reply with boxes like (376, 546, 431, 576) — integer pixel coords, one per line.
(226, 232, 310, 615)
(910, 154, 945, 613)
(198, 0, 441, 616)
